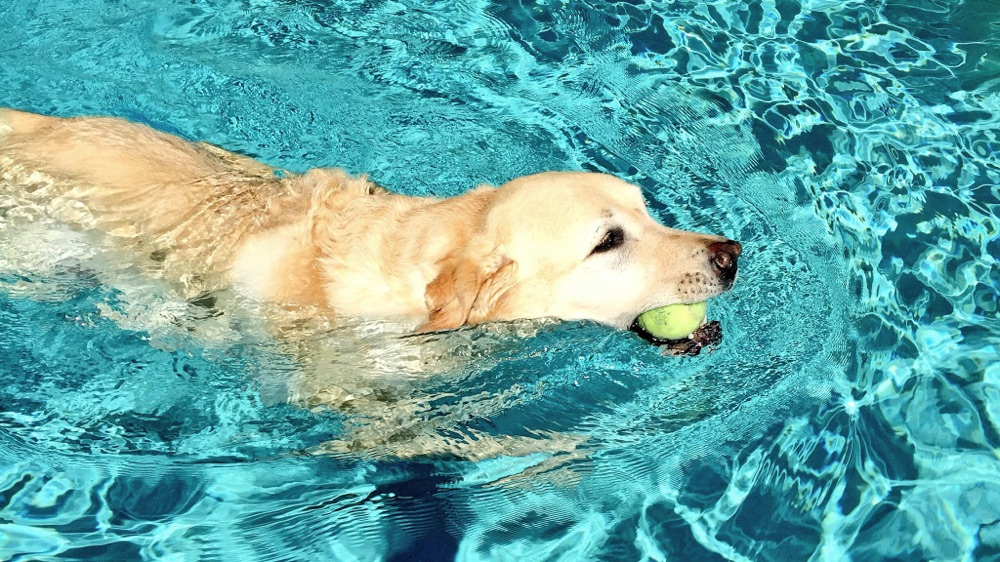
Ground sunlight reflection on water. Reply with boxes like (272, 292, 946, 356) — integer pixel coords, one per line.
(1, 0, 998, 559)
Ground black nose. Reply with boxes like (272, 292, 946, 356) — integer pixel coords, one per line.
(707, 239, 742, 283)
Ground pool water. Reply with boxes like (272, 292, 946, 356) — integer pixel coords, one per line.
(1, 0, 998, 560)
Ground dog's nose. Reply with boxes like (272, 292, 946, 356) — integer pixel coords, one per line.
(707, 239, 741, 283)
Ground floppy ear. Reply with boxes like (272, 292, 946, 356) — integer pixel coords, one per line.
(417, 251, 515, 333)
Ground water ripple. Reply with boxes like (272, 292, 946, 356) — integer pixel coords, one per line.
(1, 0, 998, 559)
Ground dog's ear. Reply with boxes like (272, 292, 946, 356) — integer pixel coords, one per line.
(417, 250, 515, 333)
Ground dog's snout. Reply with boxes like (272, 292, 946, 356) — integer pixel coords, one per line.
(708, 239, 741, 282)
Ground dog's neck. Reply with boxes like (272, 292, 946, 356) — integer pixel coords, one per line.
(230, 170, 499, 328)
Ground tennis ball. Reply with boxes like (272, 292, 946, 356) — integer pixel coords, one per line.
(637, 302, 707, 340)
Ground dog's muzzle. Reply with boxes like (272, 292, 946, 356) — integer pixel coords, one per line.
(630, 238, 742, 353)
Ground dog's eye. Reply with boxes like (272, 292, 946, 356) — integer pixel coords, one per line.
(591, 227, 626, 255)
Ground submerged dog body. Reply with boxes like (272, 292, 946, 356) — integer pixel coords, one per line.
(0, 108, 740, 333)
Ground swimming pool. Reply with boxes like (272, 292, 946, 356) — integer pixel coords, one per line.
(1, 0, 998, 559)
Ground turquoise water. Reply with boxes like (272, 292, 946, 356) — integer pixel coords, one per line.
(1, 0, 998, 560)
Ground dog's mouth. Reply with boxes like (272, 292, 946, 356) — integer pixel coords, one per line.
(630, 238, 741, 355)
(629, 316, 723, 356)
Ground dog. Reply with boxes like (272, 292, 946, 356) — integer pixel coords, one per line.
(0, 108, 741, 458)
(0, 108, 741, 337)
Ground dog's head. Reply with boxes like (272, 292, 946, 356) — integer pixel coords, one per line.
(419, 172, 741, 332)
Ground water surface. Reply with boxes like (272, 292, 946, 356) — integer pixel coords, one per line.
(1, 0, 998, 560)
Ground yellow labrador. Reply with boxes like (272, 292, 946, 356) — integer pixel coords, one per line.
(0, 108, 740, 338)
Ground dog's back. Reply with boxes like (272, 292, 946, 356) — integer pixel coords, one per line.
(0, 109, 311, 296)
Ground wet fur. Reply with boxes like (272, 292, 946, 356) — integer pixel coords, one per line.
(0, 108, 733, 334)
(0, 108, 740, 459)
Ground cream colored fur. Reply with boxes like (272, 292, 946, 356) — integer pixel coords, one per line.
(0, 108, 743, 459)
(0, 108, 732, 333)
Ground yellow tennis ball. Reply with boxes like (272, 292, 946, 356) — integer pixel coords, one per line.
(637, 302, 707, 340)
